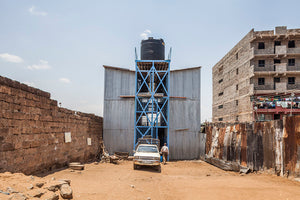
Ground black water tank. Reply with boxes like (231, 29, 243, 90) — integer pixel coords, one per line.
(141, 37, 165, 60)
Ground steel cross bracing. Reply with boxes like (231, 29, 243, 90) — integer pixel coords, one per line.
(134, 60, 170, 150)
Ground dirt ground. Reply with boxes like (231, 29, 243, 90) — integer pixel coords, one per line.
(2, 160, 300, 200)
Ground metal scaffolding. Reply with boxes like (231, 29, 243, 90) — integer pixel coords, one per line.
(134, 60, 170, 150)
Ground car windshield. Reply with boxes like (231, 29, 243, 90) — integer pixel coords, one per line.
(137, 146, 158, 153)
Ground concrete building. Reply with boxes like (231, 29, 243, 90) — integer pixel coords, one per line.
(213, 26, 300, 122)
(103, 65, 204, 160)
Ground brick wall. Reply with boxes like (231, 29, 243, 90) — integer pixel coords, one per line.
(0, 76, 103, 175)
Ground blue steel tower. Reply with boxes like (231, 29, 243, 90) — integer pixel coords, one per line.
(134, 37, 170, 151)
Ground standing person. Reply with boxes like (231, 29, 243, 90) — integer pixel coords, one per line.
(161, 143, 169, 165)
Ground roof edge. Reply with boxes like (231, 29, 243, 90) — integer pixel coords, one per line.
(170, 66, 202, 72)
(103, 65, 134, 72)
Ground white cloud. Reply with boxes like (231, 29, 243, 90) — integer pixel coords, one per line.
(28, 6, 47, 16)
(0, 53, 23, 63)
(59, 78, 71, 84)
(140, 29, 152, 39)
(27, 60, 51, 70)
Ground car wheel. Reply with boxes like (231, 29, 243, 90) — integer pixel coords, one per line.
(133, 164, 137, 170)
(157, 165, 161, 173)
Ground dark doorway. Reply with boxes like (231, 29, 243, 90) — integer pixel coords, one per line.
(158, 128, 167, 149)
(274, 114, 281, 120)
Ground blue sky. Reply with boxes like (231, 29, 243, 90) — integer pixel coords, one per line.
(0, 0, 300, 122)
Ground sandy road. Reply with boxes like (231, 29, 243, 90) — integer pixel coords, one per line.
(41, 160, 300, 200)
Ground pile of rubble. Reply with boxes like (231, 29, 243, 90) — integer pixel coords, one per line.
(0, 172, 73, 200)
(96, 141, 133, 164)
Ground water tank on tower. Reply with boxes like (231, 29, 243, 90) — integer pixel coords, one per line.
(141, 37, 165, 60)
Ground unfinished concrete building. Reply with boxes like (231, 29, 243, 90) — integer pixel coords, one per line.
(103, 38, 204, 160)
(213, 26, 300, 122)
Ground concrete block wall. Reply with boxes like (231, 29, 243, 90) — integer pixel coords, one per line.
(0, 76, 103, 174)
(212, 29, 254, 122)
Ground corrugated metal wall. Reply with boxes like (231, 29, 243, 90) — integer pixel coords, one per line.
(103, 67, 135, 154)
(169, 68, 202, 160)
(205, 116, 300, 177)
(103, 66, 203, 159)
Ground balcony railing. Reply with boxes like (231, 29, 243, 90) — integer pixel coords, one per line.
(254, 63, 287, 72)
(287, 65, 300, 71)
(275, 45, 287, 55)
(254, 84, 274, 90)
(287, 83, 300, 90)
(253, 46, 300, 56)
(287, 47, 300, 54)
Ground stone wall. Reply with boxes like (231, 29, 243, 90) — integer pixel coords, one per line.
(205, 116, 300, 177)
(0, 76, 103, 175)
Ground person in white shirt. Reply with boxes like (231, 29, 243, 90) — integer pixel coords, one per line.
(161, 143, 169, 165)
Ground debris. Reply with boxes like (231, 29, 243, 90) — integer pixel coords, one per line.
(294, 178, 300, 182)
(8, 193, 28, 200)
(130, 185, 135, 188)
(35, 182, 44, 188)
(60, 184, 73, 199)
(109, 155, 119, 164)
(205, 157, 240, 172)
(26, 189, 46, 198)
(127, 156, 134, 161)
(58, 179, 71, 185)
(6, 187, 17, 194)
(206, 174, 211, 176)
(45, 180, 68, 192)
(43, 191, 59, 200)
(239, 167, 250, 174)
(114, 152, 129, 159)
(26, 184, 34, 190)
(0, 189, 10, 195)
(147, 197, 151, 200)
(51, 177, 56, 181)
(69, 162, 84, 170)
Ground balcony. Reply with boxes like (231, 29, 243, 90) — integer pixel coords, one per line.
(287, 83, 300, 90)
(254, 84, 274, 90)
(252, 46, 300, 57)
(287, 65, 300, 71)
(275, 45, 287, 55)
(274, 82, 287, 92)
(254, 63, 287, 72)
(287, 47, 300, 55)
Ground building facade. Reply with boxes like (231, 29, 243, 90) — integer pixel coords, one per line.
(213, 26, 300, 122)
(103, 65, 204, 159)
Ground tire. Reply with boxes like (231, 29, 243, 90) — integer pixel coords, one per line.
(157, 165, 161, 173)
(133, 164, 137, 170)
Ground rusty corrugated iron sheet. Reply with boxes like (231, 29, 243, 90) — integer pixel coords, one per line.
(205, 117, 300, 177)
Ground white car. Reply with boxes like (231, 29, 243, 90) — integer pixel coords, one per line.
(133, 144, 161, 172)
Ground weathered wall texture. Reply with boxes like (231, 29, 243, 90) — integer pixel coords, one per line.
(169, 67, 203, 160)
(103, 66, 203, 160)
(205, 116, 300, 177)
(103, 66, 135, 155)
(0, 76, 103, 175)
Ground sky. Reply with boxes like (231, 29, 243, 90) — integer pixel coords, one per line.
(0, 0, 300, 122)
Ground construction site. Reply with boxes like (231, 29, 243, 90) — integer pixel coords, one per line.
(0, 28, 300, 199)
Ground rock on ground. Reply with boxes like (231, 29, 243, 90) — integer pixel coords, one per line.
(42, 191, 59, 200)
(8, 193, 28, 200)
(60, 184, 73, 199)
(26, 188, 46, 198)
